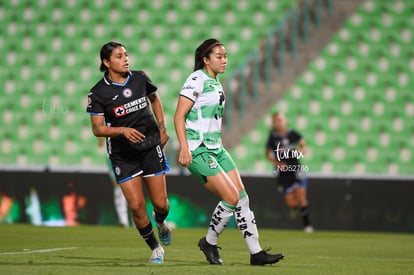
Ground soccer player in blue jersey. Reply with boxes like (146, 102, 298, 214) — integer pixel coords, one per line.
(265, 112, 314, 233)
(174, 38, 284, 266)
(87, 42, 171, 264)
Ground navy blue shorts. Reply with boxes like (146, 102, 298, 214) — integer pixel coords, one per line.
(110, 145, 169, 184)
(278, 178, 308, 195)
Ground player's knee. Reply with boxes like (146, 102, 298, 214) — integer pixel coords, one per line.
(287, 203, 298, 209)
(129, 202, 146, 218)
(152, 198, 170, 213)
(224, 193, 239, 206)
(286, 198, 298, 208)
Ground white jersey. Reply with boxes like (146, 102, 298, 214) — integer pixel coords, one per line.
(179, 69, 225, 151)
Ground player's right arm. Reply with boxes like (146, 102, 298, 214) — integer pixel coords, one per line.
(174, 96, 194, 167)
(90, 115, 145, 143)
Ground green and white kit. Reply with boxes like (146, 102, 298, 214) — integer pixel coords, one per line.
(179, 69, 236, 183)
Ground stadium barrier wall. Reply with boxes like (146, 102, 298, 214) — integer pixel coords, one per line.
(0, 171, 413, 233)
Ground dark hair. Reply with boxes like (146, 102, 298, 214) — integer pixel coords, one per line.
(99, 41, 125, 72)
(194, 38, 223, 71)
(272, 111, 285, 118)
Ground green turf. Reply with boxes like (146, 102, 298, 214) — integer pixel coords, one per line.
(0, 224, 413, 274)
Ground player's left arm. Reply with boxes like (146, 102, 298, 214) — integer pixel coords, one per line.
(148, 93, 169, 147)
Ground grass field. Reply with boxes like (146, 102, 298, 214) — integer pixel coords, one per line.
(0, 224, 413, 275)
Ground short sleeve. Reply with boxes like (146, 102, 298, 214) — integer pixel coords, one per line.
(86, 89, 104, 115)
(290, 130, 303, 144)
(265, 132, 273, 149)
(179, 73, 204, 102)
(141, 71, 157, 96)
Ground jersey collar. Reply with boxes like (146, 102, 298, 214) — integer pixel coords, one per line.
(201, 69, 219, 82)
(103, 71, 132, 86)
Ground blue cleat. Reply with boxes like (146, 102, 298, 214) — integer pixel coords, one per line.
(149, 246, 164, 264)
(152, 212, 172, 246)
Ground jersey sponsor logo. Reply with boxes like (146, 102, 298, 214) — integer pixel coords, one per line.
(123, 88, 132, 98)
(113, 97, 148, 117)
(182, 85, 194, 90)
(113, 106, 126, 117)
(112, 95, 119, 100)
(218, 90, 225, 105)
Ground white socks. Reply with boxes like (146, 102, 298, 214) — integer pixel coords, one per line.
(235, 192, 261, 255)
(205, 191, 262, 255)
(206, 201, 235, 245)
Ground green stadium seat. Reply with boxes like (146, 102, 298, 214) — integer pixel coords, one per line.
(0, 0, 342, 171)
(232, 0, 414, 175)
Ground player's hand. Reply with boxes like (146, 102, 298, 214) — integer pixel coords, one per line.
(121, 127, 146, 143)
(160, 129, 169, 148)
(178, 148, 192, 167)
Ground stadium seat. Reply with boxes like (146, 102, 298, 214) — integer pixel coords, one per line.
(231, 0, 413, 175)
(1, 0, 300, 169)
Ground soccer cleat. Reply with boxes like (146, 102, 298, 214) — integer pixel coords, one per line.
(197, 237, 224, 265)
(250, 249, 284, 266)
(152, 212, 172, 246)
(304, 225, 314, 233)
(149, 246, 164, 264)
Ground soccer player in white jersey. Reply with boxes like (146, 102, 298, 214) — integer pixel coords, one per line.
(174, 38, 284, 266)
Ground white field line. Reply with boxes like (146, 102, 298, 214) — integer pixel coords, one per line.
(0, 247, 78, 255)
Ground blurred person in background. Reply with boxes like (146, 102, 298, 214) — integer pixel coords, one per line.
(87, 41, 171, 264)
(265, 112, 314, 233)
(61, 182, 87, 226)
(98, 137, 130, 228)
(0, 185, 14, 223)
(174, 38, 284, 266)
